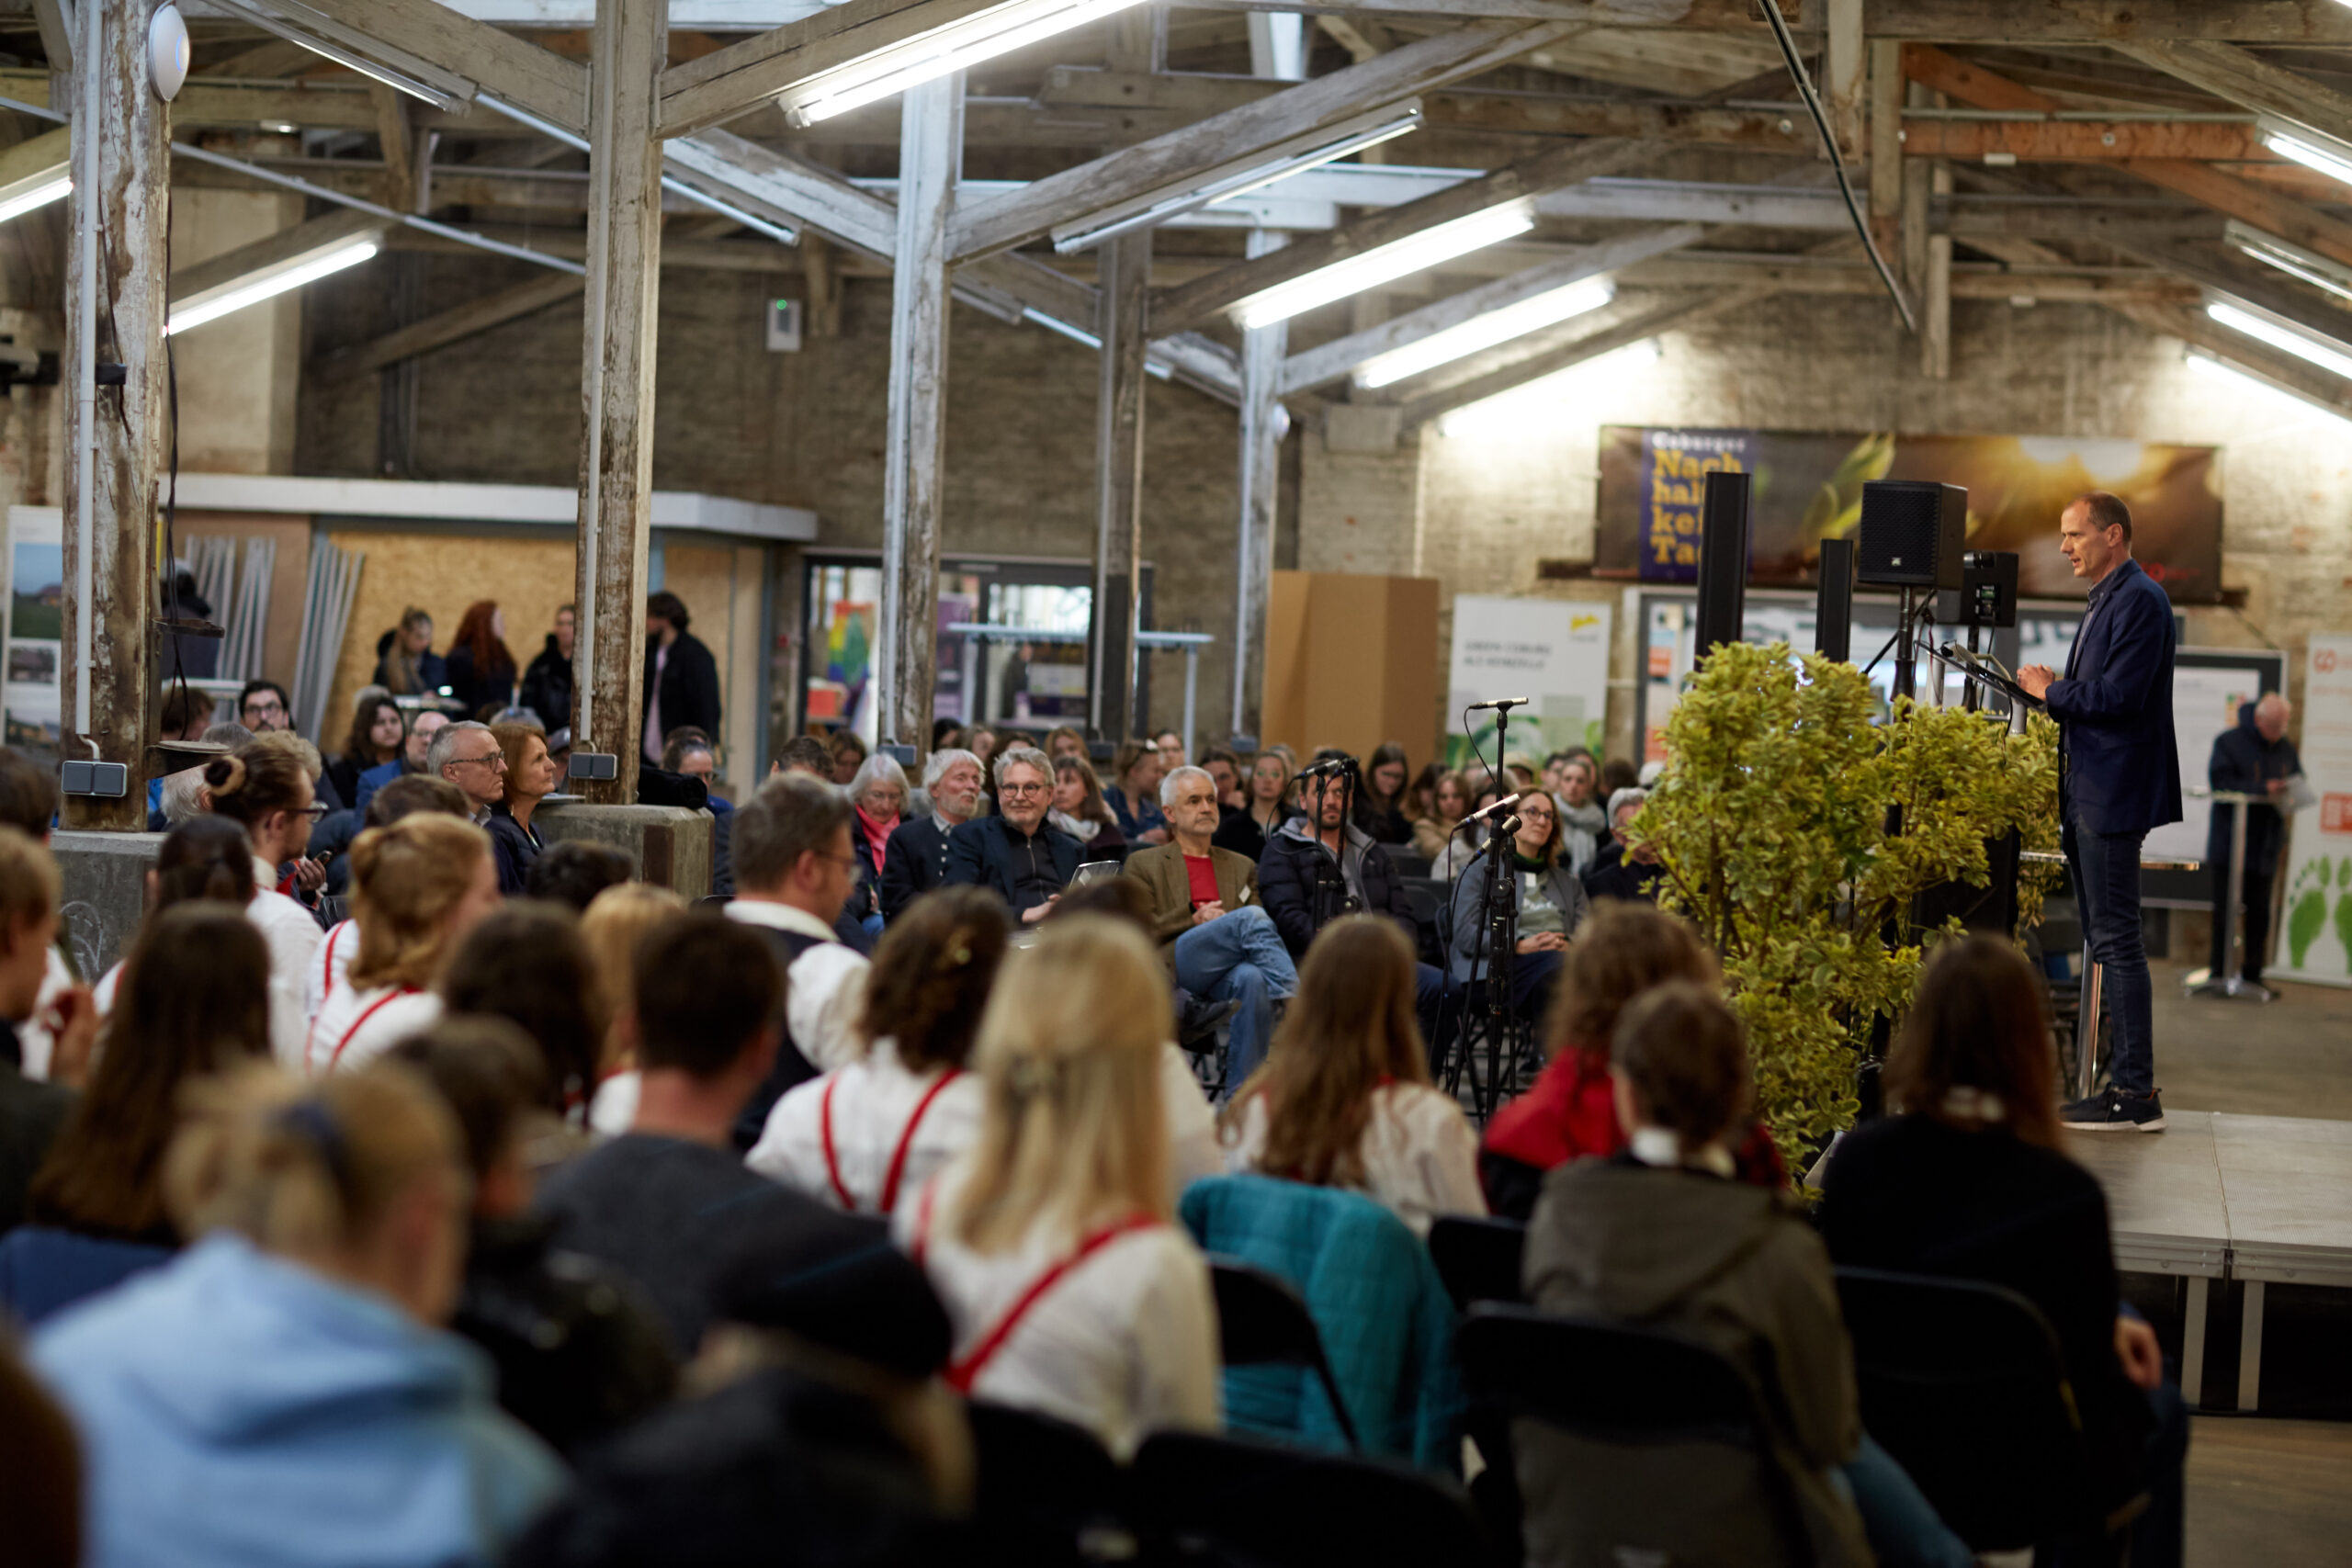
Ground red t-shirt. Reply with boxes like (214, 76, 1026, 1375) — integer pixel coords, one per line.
(1184, 853, 1222, 908)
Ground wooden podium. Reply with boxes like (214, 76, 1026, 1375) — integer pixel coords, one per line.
(1262, 571, 1440, 764)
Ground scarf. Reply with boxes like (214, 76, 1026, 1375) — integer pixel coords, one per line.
(854, 805, 896, 874)
(1557, 795, 1608, 874)
(1049, 807, 1101, 842)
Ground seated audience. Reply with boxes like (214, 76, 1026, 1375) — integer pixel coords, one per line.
(1201, 747, 1247, 815)
(308, 815, 499, 1074)
(200, 744, 324, 1065)
(829, 729, 869, 787)
(1410, 768, 1467, 862)
(390, 1019, 675, 1456)
(525, 839, 633, 913)
(33, 1062, 563, 1568)
(579, 883, 687, 1137)
(1521, 984, 1883, 1568)
(1102, 739, 1170, 847)
(1818, 937, 2188, 1568)
(1259, 768, 1446, 1034)
(1354, 742, 1414, 844)
(880, 748, 983, 919)
(488, 720, 560, 896)
(846, 753, 908, 937)
(748, 887, 1004, 1213)
(443, 601, 520, 719)
(1125, 765, 1297, 1090)
(1212, 748, 1295, 862)
(373, 604, 447, 696)
(430, 720, 510, 827)
(1481, 903, 1782, 1220)
(353, 709, 448, 816)
(943, 747, 1080, 926)
(309, 774, 473, 1017)
(327, 686, 404, 811)
(1552, 752, 1610, 878)
(1445, 788, 1589, 1016)
(1218, 916, 1482, 1237)
(93, 817, 255, 1013)
(893, 916, 1218, 1457)
(1441, 778, 1510, 880)
(4, 907, 274, 1324)
(1047, 753, 1126, 863)
(1581, 787, 1661, 905)
(440, 903, 603, 1117)
(536, 912, 933, 1361)
(0, 831, 92, 1236)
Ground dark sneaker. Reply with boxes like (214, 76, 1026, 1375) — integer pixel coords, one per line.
(2061, 1089, 2166, 1133)
(1174, 989, 1240, 1049)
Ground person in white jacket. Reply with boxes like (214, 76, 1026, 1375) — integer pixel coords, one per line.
(1218, 914, 1486, 1238)
(197, 744, 325, 1067)
(307, 814, 500, 1075)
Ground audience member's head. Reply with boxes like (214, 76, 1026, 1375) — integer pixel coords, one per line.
(848, 752, 909, 826)
(922, 747, 983, 824)
(1363, 742, 1408, 808)
(1110, 739, 1162, 803)
(1046, 874, 1156, 936)
(829, 729, 869, 786)
(1543, 902, 1717, 1066)
(403, 710, 449, 772)
(166, 1064, 470, 1325)
(645, 591, 690, 639)
(348, 815, 500, 993)
(777, 736, 834, 778)
(1201, 748, 1244, 809)
(236, 679, 292, 734)
(390, 1017, 547, 1219)
(1888, 935, 2060, 1149)
(735, 773, 854, 913)
(0, 828, 60, 1023)
(661, 727, 718, 784)
(365, 773, 470, 829)
(201, 742, 314, 866)
(158, 766, 209, 828)
(1610, 980, 1752, 1157)
(953, 917, 1170, 1253)
(148, 817, 256, 912)
(28, 905, 272, 1242)
(0, 748, 61, 843)
(524, 840, 633, 911)
(342, 686, 404, 767)
(1600, 757, 1640, 797)
(246, 728, 324, 791)
(579, 882, 687, 1078)
(630, 914, 782, 1094)
(1044, 725, 1088, 761)
(1245, 749, 1292, 816)
(440, 902, 602, 1113)
(859, 887, 1009, 1073)
(428, 720, 506, 813)
(1558, 753, 1600, 810)
(158, 684, 212, 744)
(1053, 754, 1114, 828)
(492, 720, 559, 812)
(991, 746, 1052, 834)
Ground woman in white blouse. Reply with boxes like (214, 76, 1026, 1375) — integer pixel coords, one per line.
(1219, 915, 1487, 1237)
(893, 915, 1219, 1458)
(748, 886, 1003, 1211)
(198, 743, 324, 1066)
(306, 814, 500, 1075)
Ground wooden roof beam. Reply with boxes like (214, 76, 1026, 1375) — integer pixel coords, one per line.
(2113, 40, 2352, 150)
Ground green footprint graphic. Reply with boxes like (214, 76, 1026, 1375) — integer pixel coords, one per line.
(2289, 859, 2333, 968)
(2338, 858, 2352, 973)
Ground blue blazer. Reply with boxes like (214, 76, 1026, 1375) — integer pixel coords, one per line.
(2044, 558, 2182, 837)
(942, 816, 1081, 918)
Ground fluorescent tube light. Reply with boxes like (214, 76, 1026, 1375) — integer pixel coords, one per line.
(777, 0, 1154, 128)
(2207, 299, 2352, 379)
(1232, 201, 1538, 331)
(2185, 349, 2352, 425)
(1020, 308, 1173, 379)
(206, 0, 474, 111)
(0, 175, 69, 226)
(2223, 220, 2352, 303)
(1050, 105, 1422, 254)
(167, 239, 379, 334)
(1354, 276, 1614, 389)
(2257, 117, 2352, 191)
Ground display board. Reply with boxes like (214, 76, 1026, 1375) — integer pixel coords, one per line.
(2152, 651, 2287, 871)
(1445, 595, 1611, 770)
(2277, 633, 2352, 988)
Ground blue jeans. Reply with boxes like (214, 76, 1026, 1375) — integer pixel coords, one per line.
(1174, 906, 1298, 1092)
(1839, 1433, 1974, 1568)
(2063, 810, 2154, 1097)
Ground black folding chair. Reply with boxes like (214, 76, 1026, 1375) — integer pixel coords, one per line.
(1837, 1267, 2145, 1554)
(1455, 1304, 1812, 1568)
(1427, 1215, 1527, 1312)
(1130, 1428, 1493, 1567)
(1207, 1258, 1361, 1450)
(964, 1401, 1128, 1566)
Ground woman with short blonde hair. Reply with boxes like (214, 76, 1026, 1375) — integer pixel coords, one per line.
(307, 815, 499, 1075)
(578, 882, 687, 1135)
(894, 916, 1216, 1456)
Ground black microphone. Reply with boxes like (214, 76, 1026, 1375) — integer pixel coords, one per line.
(1462, 792, 1522, 825)
(1298, 756, 1356, 776)
(1467, 697, 1530, 712)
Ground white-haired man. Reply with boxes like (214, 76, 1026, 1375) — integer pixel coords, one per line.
(880, 747, 985, 921)
(943, 746, 1080, 924)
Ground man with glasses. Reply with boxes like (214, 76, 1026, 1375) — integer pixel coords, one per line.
(944, 746, 1080, 925)
(428, 720, 507, 827)
(237, 680, 292, 734)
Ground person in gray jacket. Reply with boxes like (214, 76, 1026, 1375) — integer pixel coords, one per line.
(1446, 790, 1589, 1016)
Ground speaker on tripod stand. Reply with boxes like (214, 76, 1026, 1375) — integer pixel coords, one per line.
(1857, 480, 1966, 704)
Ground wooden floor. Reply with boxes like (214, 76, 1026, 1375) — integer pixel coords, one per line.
(2187, 1417, 2352, 1568)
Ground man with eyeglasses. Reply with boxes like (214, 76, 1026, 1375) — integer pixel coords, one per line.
(237, 680, 292, 734)
(429, 721, 508, 828)
(944, 746, 1080, 925)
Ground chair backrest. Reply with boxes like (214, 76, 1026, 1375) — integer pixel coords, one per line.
(1835, 1266, 2103, 1551)
(1427, 1215, 1527, 1312)
(964, 1401, 1125, 1567)
(1388, 849, 1433, 879)
(1130, 1428, 1488, 1566)
(1207, 1258, 1361, 1450)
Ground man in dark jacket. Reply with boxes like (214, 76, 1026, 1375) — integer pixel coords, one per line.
(942, 746, 1079, 924)
(1581, 788, 1662, 905)
(643, 591, 721, 771)
(880, 748, 984, 920)
(2205, 694, 2301, 991)
(519, 604, 576, 732)
(1258, 767, 1446, 1021)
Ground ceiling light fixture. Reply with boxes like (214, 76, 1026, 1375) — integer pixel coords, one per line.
(1353, 276, 1615, 389)
(2256, 116, 2352, 191)
(2223, 220, 2352, 303)
(2207, 299, 2352, 379)
(167, 238, 379, 334)
(207, 0, 474, 111)
(0, 173, 69, 226)
(1050, 105, 1422, 254)
(2184, 349, 2352, 425)
(775, 0, 1154, 128)
(1232, 200, 1538, 332)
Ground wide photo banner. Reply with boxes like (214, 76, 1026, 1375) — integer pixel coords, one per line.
(1599, 427, 2223, 603)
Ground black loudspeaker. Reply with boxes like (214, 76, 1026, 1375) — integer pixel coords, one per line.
(1815, 537, 1855, 662)
(1934, 549, 2019, 629)
(1693, 469, 1752, 661)
(1857, 480, 1967, 590)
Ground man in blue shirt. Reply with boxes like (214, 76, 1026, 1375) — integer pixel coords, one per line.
(2018, 491, 2181, 1133)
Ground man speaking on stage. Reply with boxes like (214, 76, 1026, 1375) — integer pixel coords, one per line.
(2018, 491, 2181, 1133)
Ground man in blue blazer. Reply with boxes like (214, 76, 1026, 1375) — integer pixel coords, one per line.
(2018, 491, 2181, 1133)
(942, 746, 1080, 925)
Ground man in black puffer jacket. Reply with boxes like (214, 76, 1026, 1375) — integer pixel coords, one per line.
(1258, 768, 1448, 1026)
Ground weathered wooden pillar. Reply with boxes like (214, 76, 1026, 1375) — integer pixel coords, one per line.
(60, 0, 166, 830)
(877, 73, 963, 755)
(1231, 231, 1288, 741)
(1090, 229, 1149, 743)
(573, 0, 666, 801)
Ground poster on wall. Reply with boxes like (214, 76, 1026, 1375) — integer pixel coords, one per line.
(3, 508, 62, 763)
(1445, 596, 1611, 772)
(1599, 428, 2223, 603)
(2276, 634, 2352, 988)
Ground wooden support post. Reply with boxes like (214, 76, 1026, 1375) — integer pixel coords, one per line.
(1867, 39, 1903, 259)
(877, 74, 961, 757)
(370, 85, 416, 212)
(1898, 83, 1931, 301)
(802, 231, 840, 337)
(1232, 231, 1287, 740)
(60, 0, 165, 830)
(1090, 229, 1149, 742)
(1923, 158, 1952, 379)
(1826, 0, 1865, 163)
(572, 0, 666, 802)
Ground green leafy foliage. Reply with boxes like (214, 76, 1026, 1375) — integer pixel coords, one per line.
(1633, 643, 2061, 1156)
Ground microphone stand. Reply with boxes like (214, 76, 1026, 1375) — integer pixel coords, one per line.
(1472, 803, 1522, 1121)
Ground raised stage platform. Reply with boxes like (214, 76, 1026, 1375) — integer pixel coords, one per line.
(2071, 1112, 2352, 1411)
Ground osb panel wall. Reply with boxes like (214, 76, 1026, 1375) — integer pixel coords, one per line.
(178, 513, 311, 697)
(322, 531, 575, 742)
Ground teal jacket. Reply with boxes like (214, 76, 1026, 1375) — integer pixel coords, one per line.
(1180, 1174, 1462, 1472)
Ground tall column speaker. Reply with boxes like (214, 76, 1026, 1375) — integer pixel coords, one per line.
(1815, 537, 1855, 663)
(1693, 468, 1752, 663)
(1857, 480, 1967, 590)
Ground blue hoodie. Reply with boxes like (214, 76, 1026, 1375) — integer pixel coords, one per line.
(33, 1232, 565, 1568)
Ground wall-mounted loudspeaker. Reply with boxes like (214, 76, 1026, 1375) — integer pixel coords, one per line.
(1856, 480, 1967, 591)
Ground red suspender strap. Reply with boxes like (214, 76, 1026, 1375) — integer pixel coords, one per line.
(329, 987, 419, 1071)
(819, 1077, 856, 1211)
(321, 922, 345, 1007)
(910, 1178, 939, 1267)
(879, 1068, 965, 1216)
(944, 1216, 1161, 1395)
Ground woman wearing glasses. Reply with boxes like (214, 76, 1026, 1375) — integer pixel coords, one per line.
(1444, 789, 1589, 1020)
(199, 741, 327, 1065)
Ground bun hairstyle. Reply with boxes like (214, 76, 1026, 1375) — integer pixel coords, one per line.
(347, 814, 493, 991)
(153, 817, 257, 911)
(858, 886, 1010, 1072)
(199, 743, 308, 830)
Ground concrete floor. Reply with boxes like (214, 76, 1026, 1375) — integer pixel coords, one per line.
(2151, 957, 2352, 1121)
